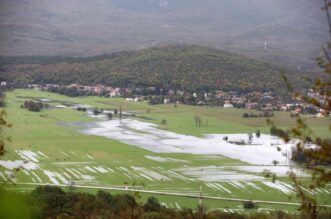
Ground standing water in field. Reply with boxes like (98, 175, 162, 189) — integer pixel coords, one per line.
(80, 118, 295, 165)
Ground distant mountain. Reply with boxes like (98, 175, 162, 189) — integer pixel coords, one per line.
(0, 45, 307, 93)
(0, 0, 327, 70)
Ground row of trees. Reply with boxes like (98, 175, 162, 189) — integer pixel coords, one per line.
(90, 107, 124, 119)
(243, 111, 274, 118)
(194, 115, 208, 127)
(17, 186, 330, 219)
(48, 87, 92, 97)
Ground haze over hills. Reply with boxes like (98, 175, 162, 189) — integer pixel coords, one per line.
(0, 0, 328, 70)
(0, 45, 306, 93)
(1, 2, 331, 217)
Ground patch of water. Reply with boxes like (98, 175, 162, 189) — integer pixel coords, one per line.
(145, 155, 189, 163)
(177, 166, 263, 182)
(0, 160, 38, 170)
(80, 118, 295, 165)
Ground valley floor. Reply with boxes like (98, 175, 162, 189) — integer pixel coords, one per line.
(1, 89, 330, 212)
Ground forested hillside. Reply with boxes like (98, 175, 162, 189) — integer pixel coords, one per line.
(0, 0, 327, 69)
(0, 45, 309, 93)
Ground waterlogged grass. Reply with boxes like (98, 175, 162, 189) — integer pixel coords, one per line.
(8, 89, 330, 138)
(1, 89, 330, 210)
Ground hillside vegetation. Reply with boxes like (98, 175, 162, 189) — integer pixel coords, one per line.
(0, 0, 327, 69)
(0, 45, 308, 93)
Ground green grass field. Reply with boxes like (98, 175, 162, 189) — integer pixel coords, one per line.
(1, 89, 330, 212)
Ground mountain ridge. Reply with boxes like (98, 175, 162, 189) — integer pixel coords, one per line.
(0, 44, 309, 93)
(0, 0, 327, 70)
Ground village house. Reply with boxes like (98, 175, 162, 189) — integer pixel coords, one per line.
(122, 88, 132, 96)
(223, 100, 234, 108)
(224, 103, 234, 108)
(280, 104, 288, 111)
(110, 87, 122, 97)
(68, 84, 79, 89)
(125, 98, 134, 102)
(93, 84, 105, 94)
(45, 84, 60, 88)
(262, 103, 274, 111)
(245, 102, 257, 110)
(167, 89, 175, 96)
(135, 96, 144, 102)
(28, 84, 41, 90)
(164, 98, 171, 104)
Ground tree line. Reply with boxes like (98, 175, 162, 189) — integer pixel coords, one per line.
(3, 185, 329, 219)
(243, 111, 274, 118)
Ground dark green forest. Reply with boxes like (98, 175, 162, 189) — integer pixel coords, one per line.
(0, 45, 311, 93)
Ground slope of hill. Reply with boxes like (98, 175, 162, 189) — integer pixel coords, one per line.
(0, 0, 327, 70)
(0, 45, 307, 93)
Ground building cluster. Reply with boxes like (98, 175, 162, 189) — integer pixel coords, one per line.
(213, 90, 327, 117)
(22, 82, 329, 117)
(27, 83, 128, 97)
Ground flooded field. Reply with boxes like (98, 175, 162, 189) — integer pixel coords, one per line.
(1, 90, 330, 211)
(80, 118, 293, 165)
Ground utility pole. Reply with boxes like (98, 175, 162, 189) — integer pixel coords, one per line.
(199, 185, 202, 206)
(68, 180, 75, 190)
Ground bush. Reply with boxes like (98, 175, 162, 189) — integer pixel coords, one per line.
(243, 200, 257, 209)
(93, 108, 101, 115)
(256, 129, 261, 138)
(23, 101, 45, 112)
(144, 196, 161, 212)
(107, 113, 113, 120)
(77, 107, 87, 112)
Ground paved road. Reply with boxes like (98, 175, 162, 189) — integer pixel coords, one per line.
(14, 182, 331, 208)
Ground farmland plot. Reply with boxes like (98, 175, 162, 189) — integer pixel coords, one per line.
(1, 90, 330, 210)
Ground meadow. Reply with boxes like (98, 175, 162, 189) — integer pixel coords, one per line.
(1, 89, 330, 212)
